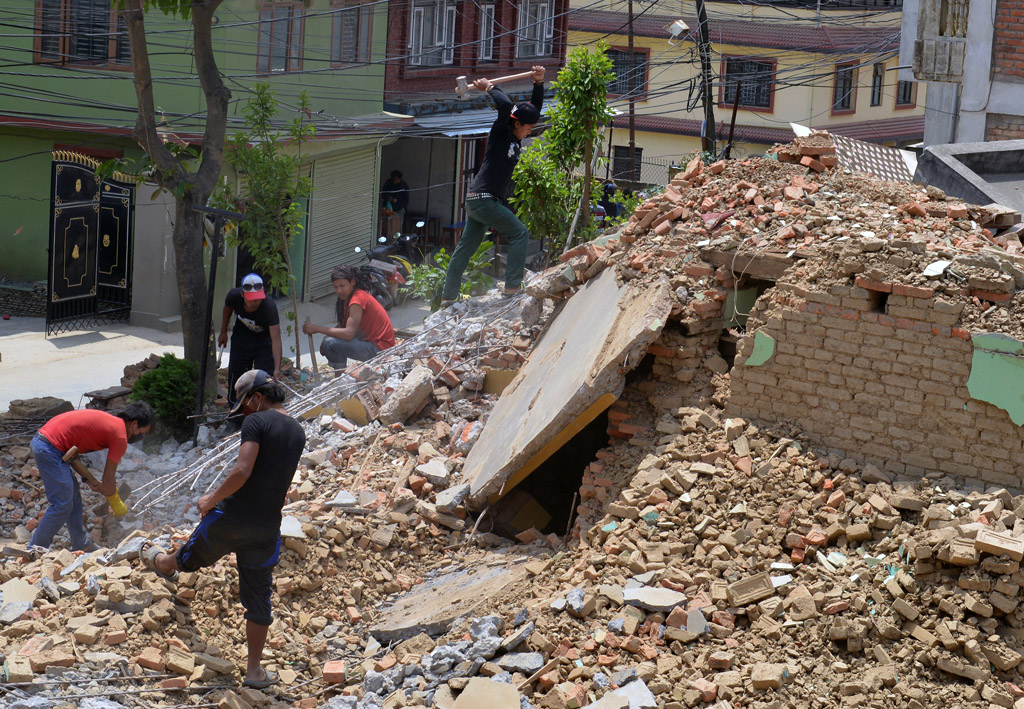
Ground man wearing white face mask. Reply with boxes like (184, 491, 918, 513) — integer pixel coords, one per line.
(139, 370, 305, 689)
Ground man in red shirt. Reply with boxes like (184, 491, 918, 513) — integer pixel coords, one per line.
(302, 265, 395, 375)
(31, 402, 154, 551)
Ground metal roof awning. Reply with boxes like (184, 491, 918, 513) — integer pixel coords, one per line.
(411, 107, 551, 137)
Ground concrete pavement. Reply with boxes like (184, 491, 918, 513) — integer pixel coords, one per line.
(0, 295, 430, 412)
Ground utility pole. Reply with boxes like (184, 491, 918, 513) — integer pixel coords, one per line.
(695, 0, 716, 153)
(627, 0, 637, 182)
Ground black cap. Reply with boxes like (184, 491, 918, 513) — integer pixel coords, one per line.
(510, 102, 540, 125)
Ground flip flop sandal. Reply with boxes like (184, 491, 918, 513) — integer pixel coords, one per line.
(140, 542, 178, 583)
(242, 668, 280, 689)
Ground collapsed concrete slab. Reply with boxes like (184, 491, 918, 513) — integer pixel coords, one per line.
(370, 552, 533, 642)
(463, 268, 672, 509)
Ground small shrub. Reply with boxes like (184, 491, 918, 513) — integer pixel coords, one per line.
(408, 241, 496, 311)
(131, 353, 199, 439)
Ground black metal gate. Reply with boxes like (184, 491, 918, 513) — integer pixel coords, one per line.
(47, 151, 135, 335)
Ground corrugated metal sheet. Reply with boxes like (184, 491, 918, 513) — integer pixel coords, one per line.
(306, 147, 377, 299)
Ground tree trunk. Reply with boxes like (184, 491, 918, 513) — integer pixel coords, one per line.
(581, 137, 593, 227)
(172, 197, 212, 367)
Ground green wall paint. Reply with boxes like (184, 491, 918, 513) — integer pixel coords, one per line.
(967, 333, 1024, 425)
(744, 330, 776, 367)
(724, 286, 759, 328)
(0, 0, 388, 284)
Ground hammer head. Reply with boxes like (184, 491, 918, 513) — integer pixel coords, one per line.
(455, 76, 470, 100)
(62, 445, 79, 463)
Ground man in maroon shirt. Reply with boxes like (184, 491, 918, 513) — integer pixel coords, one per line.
(31, 402, 154, 550)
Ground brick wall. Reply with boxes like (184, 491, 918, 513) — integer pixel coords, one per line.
(992, 0, 1024, 83)
(0, 283, 47, 318)
(985, 113, 1024, 141)
(728, 282, 1023, 487)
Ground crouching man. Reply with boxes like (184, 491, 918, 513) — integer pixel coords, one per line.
(140, 369, 306, 689)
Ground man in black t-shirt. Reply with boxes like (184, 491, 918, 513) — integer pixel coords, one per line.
(218, 273, 282, 411)
(140, 369, 306, 690)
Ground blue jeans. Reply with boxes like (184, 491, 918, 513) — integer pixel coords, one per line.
(442, 196, 530, 301)
(30, 434, 91, 550)
(319, 336, 380, 371)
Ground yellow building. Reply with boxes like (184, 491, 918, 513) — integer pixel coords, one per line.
(568, 0, 924, 185)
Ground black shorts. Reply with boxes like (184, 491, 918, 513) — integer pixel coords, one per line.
(175, 509, 281, 626)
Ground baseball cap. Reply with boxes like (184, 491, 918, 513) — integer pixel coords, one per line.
(241, 273, 265, 301)
(230, 369, 271, 413)
(510, 102, 540, 125)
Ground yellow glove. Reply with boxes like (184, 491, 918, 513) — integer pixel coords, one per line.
(105, 493, 128, 517)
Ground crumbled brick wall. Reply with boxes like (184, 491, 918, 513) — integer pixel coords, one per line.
(0, 284, 47, 318)
(985, 112, 1024, 141)
(992, 0, 1024, 84)
(728, 282, 1022, 487)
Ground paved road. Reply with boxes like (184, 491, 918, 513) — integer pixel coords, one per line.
(0, 295, 429, 412)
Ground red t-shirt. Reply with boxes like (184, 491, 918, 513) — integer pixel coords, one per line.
(39, 409, 128, 463)
(337, 289, 395, 350)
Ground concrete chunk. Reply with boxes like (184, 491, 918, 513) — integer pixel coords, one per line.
(379, 366, 434, 425)
(727, 572, 774, 606)
(751, 663, 789, 690)
(975, 529, 1024, 562)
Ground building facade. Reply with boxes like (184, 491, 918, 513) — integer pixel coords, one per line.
(0, 0, 405, 327)
(901, 0, 1024, 145)
(568, 0, 925, 186)
(380, 0, 569, 229)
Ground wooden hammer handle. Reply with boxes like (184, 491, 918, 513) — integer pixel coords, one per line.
(489, 70, 536, 85)
(305, 316, 319, 374)
(62, 445, 100, 489)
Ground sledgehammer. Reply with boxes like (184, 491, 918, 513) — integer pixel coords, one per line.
(62, 446, 128, 517)
(455, 71, 535, 100)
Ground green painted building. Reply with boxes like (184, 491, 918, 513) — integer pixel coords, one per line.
(0, 0, 408, 327)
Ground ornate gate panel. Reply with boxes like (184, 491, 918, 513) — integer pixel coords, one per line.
(46, 152, 135, 335)
(97, 179, 134, 316)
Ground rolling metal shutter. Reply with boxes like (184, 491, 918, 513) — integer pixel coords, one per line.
(306, 146, 377, 299)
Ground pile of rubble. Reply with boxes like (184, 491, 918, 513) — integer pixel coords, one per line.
(4, 139, 1024, 709)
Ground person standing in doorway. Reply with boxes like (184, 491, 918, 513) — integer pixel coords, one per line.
(380, 170, 410, 220)
(440, 66, 545, 307)
(219, 273, 282, 412)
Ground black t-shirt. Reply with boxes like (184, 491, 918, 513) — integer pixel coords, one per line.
(468, 84, 544, 201)
(220, 410, 306, 527)
(225, 287, 280, 345)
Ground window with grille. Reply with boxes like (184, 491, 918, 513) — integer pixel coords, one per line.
(35, 0, 131, 66)
(608, 50, 646, 96)
(833, 63, 856, 111)
(409, 0, 456, 66)
(479, 3, 495, 60)
(258, 3, 304, 73)
(517, 0, 553, 58)
(870, 63, 884, 106)
(722, 58, 774, 109)
(612, 145, 642, 182)
(896, 80, 915, 106)
(332, 0, 372, 65)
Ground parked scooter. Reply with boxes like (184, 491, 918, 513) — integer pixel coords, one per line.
(371, 224, 439, 279)
(353, 247, 396, 311)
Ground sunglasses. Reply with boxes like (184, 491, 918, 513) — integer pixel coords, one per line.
(242, 282, 264, 291)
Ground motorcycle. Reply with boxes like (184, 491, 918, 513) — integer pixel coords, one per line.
(353, 247, 397, 311)
(371, 224, 440, 279)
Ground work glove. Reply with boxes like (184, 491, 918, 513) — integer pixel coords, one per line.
(105, 493, 128, 517)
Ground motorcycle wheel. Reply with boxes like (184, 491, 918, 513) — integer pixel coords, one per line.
(372, 281, 394, 311)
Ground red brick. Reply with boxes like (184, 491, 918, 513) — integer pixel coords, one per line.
(970, 289, 1014, 302)
(799, 155, 825, 172)
(901, 202, 927, 217)
(160, 677, 188, 689)
(691, 678, 718, 702)
(892, 284, 935, 299)
(682, 264, 715, 278)
(951, 328, 971, 340)
(854, 277, 892, 293)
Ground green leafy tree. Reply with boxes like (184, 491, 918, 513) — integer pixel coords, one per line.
(407, 242, 495, 311)
(131, 353, 199, 440)
(511, 43, 614, 258)
(214, 83, 315, 366)
(119, 0, 231, 380)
